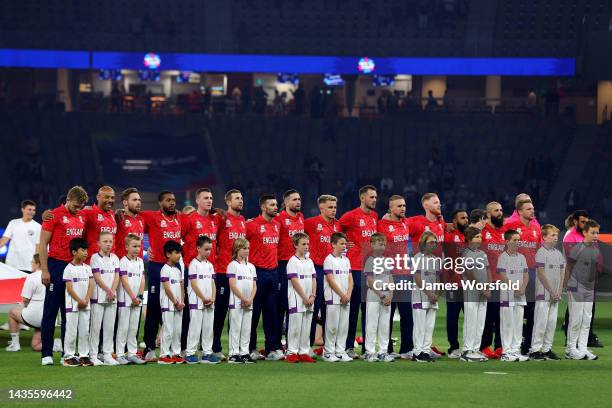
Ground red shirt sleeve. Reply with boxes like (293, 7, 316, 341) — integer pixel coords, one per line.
(245, 219, 256, 241)
(338, 211, 353, 232)
(42, 210, 56, 233)
(179, 213, 190, 237)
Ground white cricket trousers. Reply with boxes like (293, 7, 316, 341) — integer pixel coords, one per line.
(566, 294, 593, 353)
(365, 301, 391, 354)
(229, 307, 252, 356)
(186, 307, 215, 355)
(161, 310, 182, 357)
(500, 304, 524, 355)
(462, 300, 487, 353)
(64, 310, 90, 358)
(530, 300, 558, 353)
(412, 307, 436, 354)
(324, 304, 350, 355)
(89, 303, 117, 356)
(116, 305, 141, 356)
(287, 310, 313, 355)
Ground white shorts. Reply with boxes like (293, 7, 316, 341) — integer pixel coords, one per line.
(21, 301, 43, 329)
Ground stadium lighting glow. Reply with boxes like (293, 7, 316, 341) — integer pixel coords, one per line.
(143, 53, 161, 69)
(358, 57, 375, 74)
(125, 159, 153, 165)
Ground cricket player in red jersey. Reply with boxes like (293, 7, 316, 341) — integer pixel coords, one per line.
(443, 209, 469, 358)
(275, 189, 304, 352)
(406, 193, 445, 253)
(480, 201, 506, 358)
(377, 195, 413, 359)
(42, 186, 117, 263)
(246, 195, 283, 360)
(140, 191, 182, 360)
(114, 188, 145, 259)
(212, 189, 246, 359)
(504, 199, 542, 355)
(39, 186, 88, 365)
(179, 188, 219, 350)
(304, 194, 340, 345)
(339, 185, 378, 358)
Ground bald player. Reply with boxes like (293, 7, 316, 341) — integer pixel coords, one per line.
(480, 201, 505, 359)
(339, 185, 378, 358)
(304, 195, 341, 346)
(212, 189, 246, 360)
(377, 195, 413, 359)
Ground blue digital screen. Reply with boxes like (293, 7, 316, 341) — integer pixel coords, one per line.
(323, 74, 344, 86)
(277, 73, 299, 85)
(373, 74, 395, 87)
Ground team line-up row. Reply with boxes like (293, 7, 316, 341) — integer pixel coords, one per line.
(15, 185, 602, 366)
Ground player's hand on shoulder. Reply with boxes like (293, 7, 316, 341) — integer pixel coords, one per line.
(42, 209, 54, 221)
(114, 209, 126, 222)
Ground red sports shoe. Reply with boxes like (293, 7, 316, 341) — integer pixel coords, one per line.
(299, 354, 316, 363)
(431, 346, 446, 356)
(286, 354, 300, 363)
(172, 355, 185, 364)
(158, 356, 175, 365)
(313, 347, 324, 356)
(480, 347, 498, 359)
(494, 347, 503, 358)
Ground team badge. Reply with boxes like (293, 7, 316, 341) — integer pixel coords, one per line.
(388, 225, 395, 232)
(454, 235, 461, 242)
(160, 220, 167, 228)
(125, 219, 132, 227)
(260, 225, 266, 233)
(62, 216, 69, 224)
(285, 219, 291, 226)
(28, 229, 34, 236)
(98, 214, 104, 222)
(485, 232, 492, 239)
(317, 223, 323, 231)
(359, 219, 365, 227)
(196, 221, 203, 229)
(226, 220, 232, 228)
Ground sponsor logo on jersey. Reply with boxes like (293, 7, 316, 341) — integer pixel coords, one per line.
(485, 232, 492, 239)
(125, 219, 132, 227)
(359, 219, 366, 227)
(62, 216, 69, 224)
(454, 235, 461, 242)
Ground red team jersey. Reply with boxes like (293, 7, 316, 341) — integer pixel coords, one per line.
(114, 213, 145, 259)
(82, 205, 117, 261)
(406, 215, 445, 255)
(140, 210, 181, 264)
(42, 205, 86, 262)
(246, 215, 280, 269)
(481, 223, 506, 281)
(443, 230, 465, 284)
(376, 218, 411, 274)
(304, 215, 340, 267)
(215, 212, 246, 273)
(503, 219, 542, 269)
(339, 207, 378, 271)
(180, 212, 219, 267)
(276, 210, 305, 261)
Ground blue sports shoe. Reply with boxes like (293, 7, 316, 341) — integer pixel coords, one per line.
(184, 355, 199, 365)
(201, 354, 221, 364)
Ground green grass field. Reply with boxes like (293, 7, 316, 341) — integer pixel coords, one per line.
(1, 302, 612, 408)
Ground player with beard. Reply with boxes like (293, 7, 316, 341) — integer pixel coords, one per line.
(504, 199, 542, 355)
(406, 193, 445, 251)
(377, 195, 413, 359)
(443, 209, 469, 358)
(480, 201, 506, 359)
(140, 191, 182, 361)
(304, 195, 341, 347)
(338, 185, 378, 359)
(506, 193, 541, 228)
(246, 195, 283, 360)
(212, 190, 247, 360)
(179, 188, 219, 351)
(275, 190, 305, 351)
(114, 188, 145, 259)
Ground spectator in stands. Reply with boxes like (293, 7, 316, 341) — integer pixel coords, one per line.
(426, 90, 439, 110)
(565, 189, 580, 214)
(292, 85, 305, 116)
(527, 89, 537, 109)
(254, 86, 268, 115)
(231, 87, 242, 113)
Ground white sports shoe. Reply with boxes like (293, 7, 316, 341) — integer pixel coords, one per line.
(448, 349, 462, 359)
(5, 341, 21, 352)
(250, 350, 265, 361)
(335, 352, 353, 362)
(583, 350, 598, 360)
(20, 324, 30, 331)
(428, 349, 441, 359)
(41, 356, 54, 366)
(144, 350, 158, 362)
(346, 349, 359, 359)
(89, 356, 104, 366)
(388, 352, 400, 360)
(127, 354, 147, 365)
(116, 355, 130, 365)
(212, 351, 226, 361)
(500, 353, 518, 362)
(103, 354, 120, 366)
(52, 338, 63, 353)
(565, 349, 586, 360)
(322, 352, 339, 362)
(266, 350, 285, 361)
(364, 353, 379, 362)
(0, 323, 9, 330)
(515, 354, 529, 362)
(400, 351, 414, 360)
(378, 353, 395, 363)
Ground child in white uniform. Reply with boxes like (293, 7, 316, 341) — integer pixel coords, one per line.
(158, 241, 185, 364)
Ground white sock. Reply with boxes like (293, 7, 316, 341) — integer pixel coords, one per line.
(11, 332, 19, 343)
